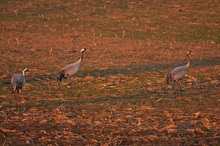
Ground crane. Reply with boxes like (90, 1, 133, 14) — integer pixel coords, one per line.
(11, 67, 29, 95)
(58, 48, 86, 82)
(165, 50, 193, 97)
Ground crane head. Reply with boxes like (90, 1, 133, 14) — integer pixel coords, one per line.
(23, 67, 29, 72)
(186, 50, 192, 55)
(81, 48, 86, 52)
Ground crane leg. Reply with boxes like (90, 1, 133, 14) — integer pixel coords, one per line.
(56, 80, 60, 88)
(163, 83, 166, 94)
(13, 91, 16, 99)
(179, 83, 183, 98)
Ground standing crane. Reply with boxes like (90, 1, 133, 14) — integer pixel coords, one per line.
(165, 50, 193, 97)
(11, 67, 29, 95)
(58, 48, 86, 82)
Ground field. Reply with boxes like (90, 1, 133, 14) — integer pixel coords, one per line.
(0, 0, 220, 145)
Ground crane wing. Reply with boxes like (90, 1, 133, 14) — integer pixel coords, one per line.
(170, 66, 187, 81)
(63, 59, 81, 77)
(11, 74, 24, 89)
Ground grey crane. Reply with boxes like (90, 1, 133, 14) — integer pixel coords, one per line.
(58, 48, 86, 82)
(165, 50, 193, 97)
(11, 67, 29, 95)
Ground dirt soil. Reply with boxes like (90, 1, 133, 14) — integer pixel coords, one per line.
(0, 0, 220, 145)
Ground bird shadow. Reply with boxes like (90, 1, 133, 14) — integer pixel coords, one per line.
(81, 56, 220, 77)
(1, 56, 218, 99)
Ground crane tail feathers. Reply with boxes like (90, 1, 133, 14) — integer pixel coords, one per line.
(58, 70, 66, 82)
(11, 81, 23, 94)
(165, 71, 174, 84)
(165, 75, 170, 84)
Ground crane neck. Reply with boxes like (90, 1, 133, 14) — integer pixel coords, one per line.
(23, 70, 26, 76)
(80, 51, 85, 61)
(22, 68, 28, 76)
(185, 54, 190, 68)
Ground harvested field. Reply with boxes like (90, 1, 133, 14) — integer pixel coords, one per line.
(0, 0, 219, 145)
